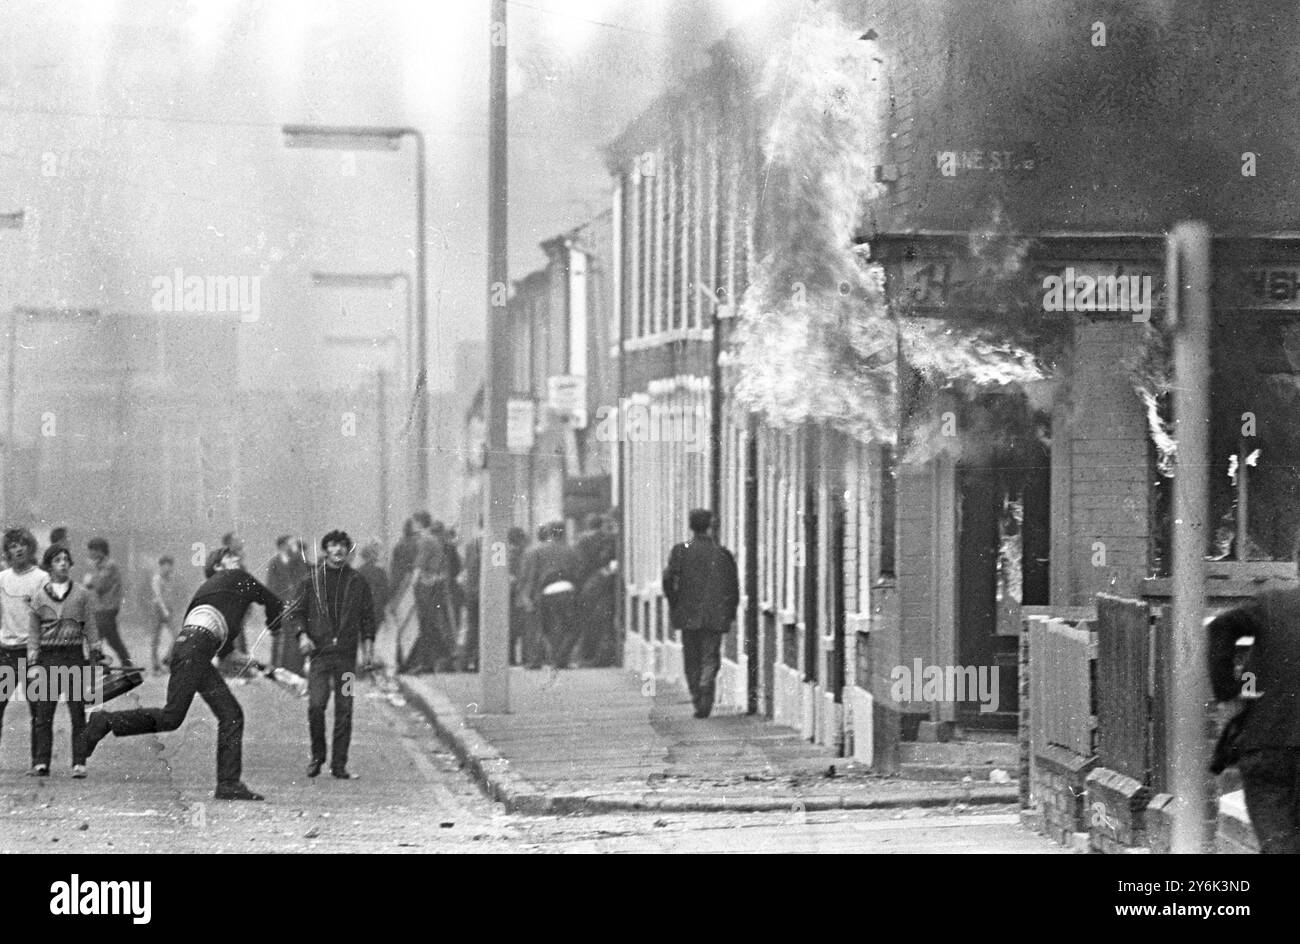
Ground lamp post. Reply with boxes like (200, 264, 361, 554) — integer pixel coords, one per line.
(283, 125, 428, 504)
(480, 0, 511, 712)
(1, 209, 25, 524)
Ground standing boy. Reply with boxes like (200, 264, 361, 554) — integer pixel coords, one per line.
(0, 528, 46, 758)
(288, 531, 375, 780)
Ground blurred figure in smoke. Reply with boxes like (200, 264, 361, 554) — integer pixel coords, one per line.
(507, 527, 528, 666)
(458, 522, 481, 672)
(149, 555, 180, 674)
(515, 525, 549, 669)
(399, 513, 452, 674)
(390, 517, 418, 591)
(219, 531, 250, 657)
(576, 513, 619, 668)
(442, 524, 463, 670)
(84, 537, 130, 667)
(266, 534, 310, 673)
(356, 541, 390, 651)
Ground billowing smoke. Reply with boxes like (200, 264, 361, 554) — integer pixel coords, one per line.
(727, 4, 1053, 448)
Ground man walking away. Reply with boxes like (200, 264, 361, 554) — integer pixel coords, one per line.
(289, 531, 375, 780)
(1208, 532, 1300, 853)
(149, 555, 179, 674)
(662, 509, 739, 719)
(78, 545, 283, 801)
(0, 528, 47, 758)
(84, 537, 130, 667)
(522, 522, 583, 671)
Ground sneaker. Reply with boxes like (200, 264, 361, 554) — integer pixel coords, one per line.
(330, 768, 357, 780)
(306, 759, 323, 778)
(71, 765, 87, 779)
(214, 782, 264, 801)
(27, 764, 49, 777)
(77, 712, 111, 760)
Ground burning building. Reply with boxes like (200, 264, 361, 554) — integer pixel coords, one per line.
(603, 0, 1300, 781)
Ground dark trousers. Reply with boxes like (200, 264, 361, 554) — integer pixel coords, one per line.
(95, 610, 132, 666)
(538, 590, 578, 668)
(406, 580, 453, 673)
(578, 581, 616, 667)
(0, 647, 30, 745)
(30, 646, 88, 766)
(103, 629, 244, 785)
(308, 651, 355, 769)
(680, 629, 725, 716)
(274, 621, 306, 675)
(1240, 747, 1300, 853)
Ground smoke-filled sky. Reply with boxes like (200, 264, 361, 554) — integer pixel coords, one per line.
(0, 0, 777, 392)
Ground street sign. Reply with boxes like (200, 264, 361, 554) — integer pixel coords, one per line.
(546, 374, 587, 428)
(507, 398, 535, 454)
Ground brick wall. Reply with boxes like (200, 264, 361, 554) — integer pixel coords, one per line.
(863, 0, 1300, 234)
(1065, 317, 1151, 603)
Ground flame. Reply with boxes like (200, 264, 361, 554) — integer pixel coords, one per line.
(728, 4, 1054, 446)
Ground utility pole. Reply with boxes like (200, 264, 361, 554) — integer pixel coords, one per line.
(1, 210, 25, 523)
(1167, 220, 1212, 853)
(480, 0, 511, 713)
(377, 367, 391, 549)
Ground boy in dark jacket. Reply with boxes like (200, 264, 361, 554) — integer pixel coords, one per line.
(287, 530, 375, 780)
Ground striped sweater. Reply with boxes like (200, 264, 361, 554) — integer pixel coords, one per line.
(29, 581, 98, 652)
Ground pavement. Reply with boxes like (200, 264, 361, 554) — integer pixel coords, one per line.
(0, 613, 1051, 853)
(0, 667, 515, 853)
(398, 667, 1020, 815)
(0, 648, 1051, 853)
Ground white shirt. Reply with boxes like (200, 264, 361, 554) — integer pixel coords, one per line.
(0, 566, 49, 648)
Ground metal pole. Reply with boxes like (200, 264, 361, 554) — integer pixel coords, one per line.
(378, 367, 390, 549)
(480, 0, 511, 712)
(397, 272, 413, 513)
(4, 308, 16, 524)
(412, 131, 429, 507)
(1168, 220, 1212, 854)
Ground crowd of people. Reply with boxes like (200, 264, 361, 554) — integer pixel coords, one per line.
(0, 510, 621, 795)
(387, 510, 619, 676)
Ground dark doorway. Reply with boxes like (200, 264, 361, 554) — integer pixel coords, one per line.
(955, 411, 1050, 730)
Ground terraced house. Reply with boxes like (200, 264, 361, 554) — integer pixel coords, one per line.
(603, 0, 1300, 806)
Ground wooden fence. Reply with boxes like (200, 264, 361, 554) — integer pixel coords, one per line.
(1027, 616, 1097, 759)
(1094, 593, 1155, 786)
